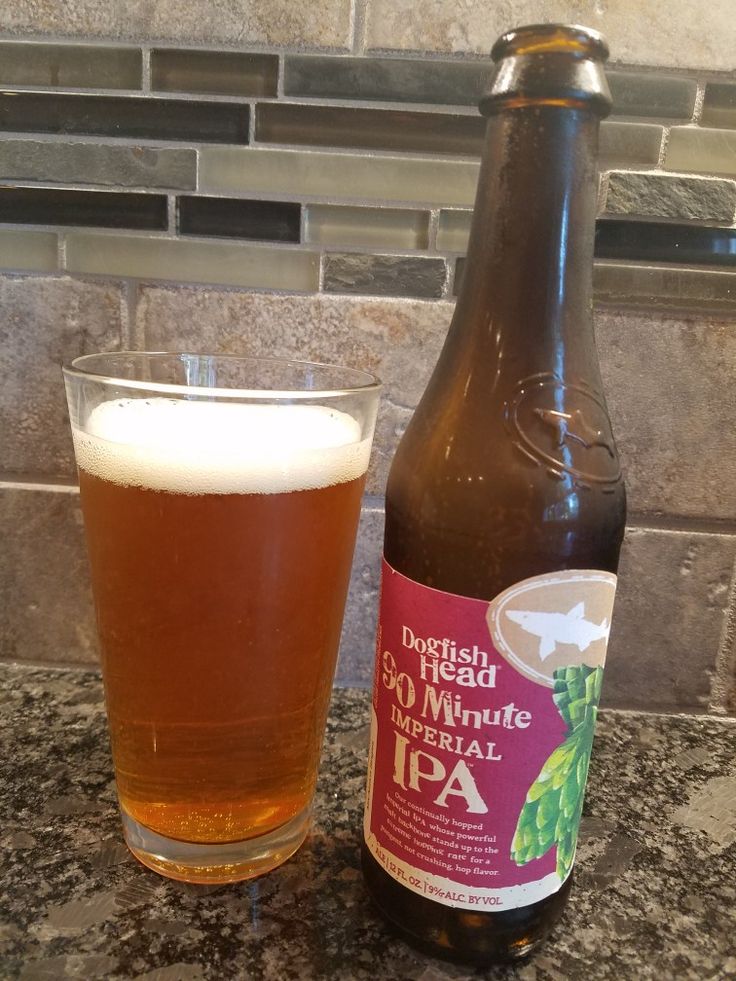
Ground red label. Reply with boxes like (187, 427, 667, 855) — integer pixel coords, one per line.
(364, 560, 616, 911)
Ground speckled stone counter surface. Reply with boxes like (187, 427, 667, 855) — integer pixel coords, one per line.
(1, 664, 735, 981)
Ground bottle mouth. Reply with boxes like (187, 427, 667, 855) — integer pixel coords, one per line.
(491, 23, 609, 62)
(481, 23, 612, 117)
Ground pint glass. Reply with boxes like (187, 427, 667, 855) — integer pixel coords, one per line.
(63, 353, 380, 884)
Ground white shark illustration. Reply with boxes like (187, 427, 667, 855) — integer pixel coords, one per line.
(505, 602, 610, 661)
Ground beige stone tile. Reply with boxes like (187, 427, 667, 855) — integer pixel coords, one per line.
(597, 309, 736, 521)
(336, 503, 384, 686)
(0, 484, 386, 674)
(0, 231, 58, 273)
(0, 275, 124, 478)
(335, 499, 736, 712)
(135, 286, 736, 521)
(604, 528, 735, 711)
(4, 0, 351, 49)
(0, 485, 98, 666)
(66, 234, 319, 293)
(364, 0, 736, 71)
(332, 502, 736, 711)
(134, 286, 452, 496)
(199, 147, 481, 207)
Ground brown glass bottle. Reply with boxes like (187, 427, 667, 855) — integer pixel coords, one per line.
(362, 24, 626, 963)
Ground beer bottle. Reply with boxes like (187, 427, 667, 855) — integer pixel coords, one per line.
(362, 24, 626, 963)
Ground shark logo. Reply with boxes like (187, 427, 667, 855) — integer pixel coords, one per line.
(487, 570, 617, 687)
(505, 602, 610, 661)
(534, 408, 615, 458)
(504, 374, 621, 485)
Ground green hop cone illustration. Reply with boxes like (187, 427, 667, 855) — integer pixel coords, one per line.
(511, 664, 603, 880)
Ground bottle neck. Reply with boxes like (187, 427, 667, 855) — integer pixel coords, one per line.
(448, 105, 600, 382)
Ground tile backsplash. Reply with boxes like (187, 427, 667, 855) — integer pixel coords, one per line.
(0, 11, 735, 717)
(0, 43, 733, 300)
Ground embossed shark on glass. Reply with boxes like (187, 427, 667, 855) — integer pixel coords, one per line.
(361, 24, 626, 963)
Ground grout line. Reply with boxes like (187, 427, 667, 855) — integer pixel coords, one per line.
(56, 231, 67, 272)
(167, 194, 178, 233)
(362, 493, 385, 511)
(141, 47, 152, 95)
(317, 251, 326, 291)
(0, 478, 79, 493)
(0, 84, 153, 99)
(597, 171, 609, 215)
(692, 79, 707, 125)
(625, 514, 736, 536)
(0, 85, 277, 104)
(123, 278, 139, 347)
(709, 553, 736, 714)
(1, 657, 100, 673)
(248, 101, 258, 144)
(657, 126, 671, 169)
(299, 202, 308, 244)
(439, 256, 452, 298)
(276, 53, 286, 99)
(0, 34, 149, 49)
(597, 704, 736, 721)
(245, 92, 479, 114)
(426, 209, 440, 251)
(351, 0, 368, 55)
(331, 676, 735, 717)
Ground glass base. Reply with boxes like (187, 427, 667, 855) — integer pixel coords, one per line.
(121, 804, 311, 884)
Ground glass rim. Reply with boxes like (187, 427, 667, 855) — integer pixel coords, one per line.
(63, 351, 382, 401)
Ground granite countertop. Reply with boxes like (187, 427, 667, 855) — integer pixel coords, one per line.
(1, 664, 735, 981)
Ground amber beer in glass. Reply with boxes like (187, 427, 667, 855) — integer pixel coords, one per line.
(64, 353, 379, 883)
(362, 25, 626, 961)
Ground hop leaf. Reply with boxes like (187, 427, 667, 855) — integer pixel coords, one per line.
(511, 665, 602, 880)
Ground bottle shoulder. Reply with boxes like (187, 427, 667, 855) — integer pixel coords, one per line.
(385, 387, 626, 593)
(388, 381, 624, 519)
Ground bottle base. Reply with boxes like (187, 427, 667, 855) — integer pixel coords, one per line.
(361, 843, 569, 965)
(372, 896, 545, 965)
(121, 804, 311, 884)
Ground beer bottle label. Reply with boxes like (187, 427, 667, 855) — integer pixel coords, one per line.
(363, 560, 617, 911)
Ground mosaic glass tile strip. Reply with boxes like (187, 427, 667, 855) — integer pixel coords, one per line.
(284, 54, 490, 107)
(0, 139, 196, 189)
(0, 186, 167, 229)
(701, 83, 736, 130)
(306, 204, 429, 249)
(151, 49, 278, 98)
(0, 229, 58, 271)
(66, 233, 319, 291)
(256, 102, 484, 155)
(178, 196, 301, 242)
(200, 147, 480, 207)
(323, 251, 446, 297)
(0, 42, 141, 90)
(0, 92, 249, 144)
(667, 126, 736, 176)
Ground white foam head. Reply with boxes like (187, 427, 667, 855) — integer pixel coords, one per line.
(73, 398, 370, 495)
